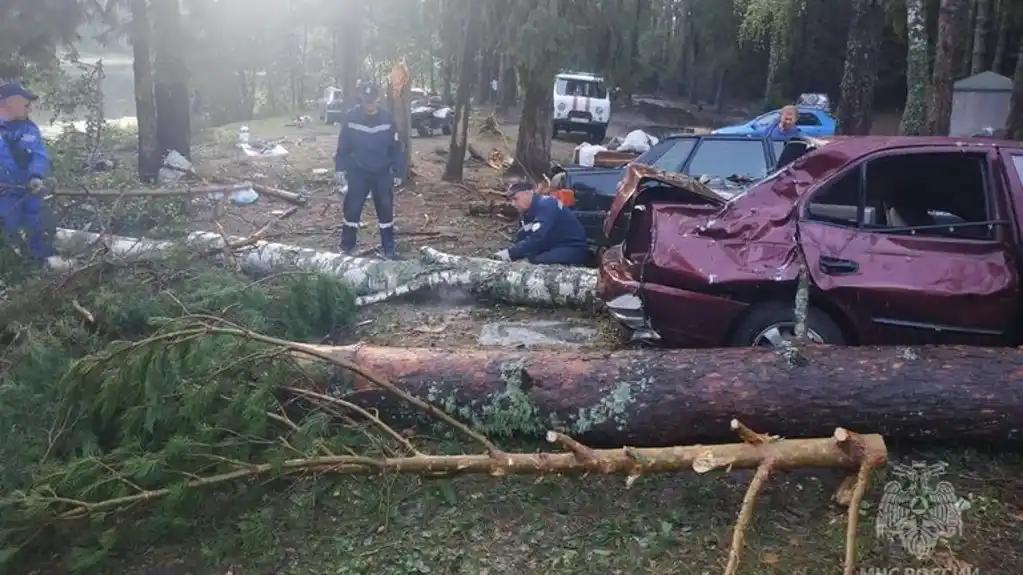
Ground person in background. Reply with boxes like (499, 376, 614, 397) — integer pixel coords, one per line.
(0, 82, 55, 264)
(764, 105, 802, 140)
(493, 181, 589, 266)
(334, 80, 406, 259)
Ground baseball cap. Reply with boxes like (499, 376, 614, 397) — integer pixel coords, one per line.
(359, 81, 379, 99)
(504, 180, 535, 197)
(0, 83, 37, 101)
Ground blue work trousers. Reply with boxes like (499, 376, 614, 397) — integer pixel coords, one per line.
(528, 246, 588, 266)
(341, 169, 395, 256)
(0, 192, 53, 261)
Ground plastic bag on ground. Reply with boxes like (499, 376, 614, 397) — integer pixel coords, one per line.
(617, 130, 659, 154)
(575, 143, 608, 167)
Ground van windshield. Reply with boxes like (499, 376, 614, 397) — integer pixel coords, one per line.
(555, 78, 607, 99)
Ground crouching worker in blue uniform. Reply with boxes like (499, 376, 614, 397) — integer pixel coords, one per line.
(0, 82, 54, 262)
(334, 81, 406, 259)
(493, 181, 589, 266)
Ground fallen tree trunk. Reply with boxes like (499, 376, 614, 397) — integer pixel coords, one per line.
(304, 343, 1023, 447)
(52, 229, 598, 308)
(52, 183, 307, 206)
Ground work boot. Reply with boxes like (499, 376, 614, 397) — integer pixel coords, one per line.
(379, 226, 396, 259)
(339, 226, 358, 254)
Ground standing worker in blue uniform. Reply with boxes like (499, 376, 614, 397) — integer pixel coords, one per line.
(0, 82, 54, 263)
(334, 80, 406, 259)
(493, 181, 589, 266)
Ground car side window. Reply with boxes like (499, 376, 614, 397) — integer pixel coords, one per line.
(806, 152, 994, 239)
(753, 112, 779, 129)
(806, 168, 862, 226)
(644, 139, 697, 173)
(797, 113, 822, 126)
(685, 139, 770, 181)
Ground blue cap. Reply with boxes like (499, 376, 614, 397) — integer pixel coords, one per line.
(505, 180, 535, 197)
(0, 83, 37, 101)
(359, 81, 379, 99)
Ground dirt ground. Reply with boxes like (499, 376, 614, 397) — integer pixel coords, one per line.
(71, 105, 1023, 575)
(183, 103, 669, 349)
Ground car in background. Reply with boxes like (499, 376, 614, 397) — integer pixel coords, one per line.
(598, 135, 1023, 348)
(320, 87, 345, 124)
(553, 134, 790, 247)
(713, 106, 836, 137)
(552, 71, 612, 142)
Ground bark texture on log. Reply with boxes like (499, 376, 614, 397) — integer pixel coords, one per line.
(309, 344, 1023, 447)
(51, 230, 598, 309)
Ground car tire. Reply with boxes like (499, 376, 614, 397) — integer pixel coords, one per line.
(417, 125, 432, 137)
(728, 301, 845, 347)
(442, 122, 452, 135)
(590, 127, 607, 143)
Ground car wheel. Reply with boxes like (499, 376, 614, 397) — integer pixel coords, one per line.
(728, 301, 845, 347)
(442, 122, 452, 135)
(590, 127, 607, 143)
(417, 125, 432, 137)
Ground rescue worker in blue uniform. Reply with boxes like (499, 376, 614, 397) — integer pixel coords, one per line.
(0, 82, 53, 262)
(493, 181, 589, 266)
(334, 80, 405, 259)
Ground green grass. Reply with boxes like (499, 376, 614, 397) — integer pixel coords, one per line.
(32, 444, 1022, 575)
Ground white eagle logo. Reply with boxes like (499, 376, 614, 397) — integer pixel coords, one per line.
(875, 461, 963, 560)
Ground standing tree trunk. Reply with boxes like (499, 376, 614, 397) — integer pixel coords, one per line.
(927, 0, 971, 136)
(340, 0, 363, 110)
(960, 0, 976, 77)
(129, 0, 160, 181)
(498, 55, 517, 113)
(514, 68, 554, 179)
(1006, 41, 1023, 140)
(151, 0, 190, 159)
(386, 60, 412, 182)
(992, 0, 1009, 73)
(442, 0, 480, 182)
(835, 0, 885, 135)
(970, 0, 991, 74)
(900, 0, 930, 135)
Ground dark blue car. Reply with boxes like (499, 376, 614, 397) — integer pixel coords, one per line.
(555, 134, 791, 247)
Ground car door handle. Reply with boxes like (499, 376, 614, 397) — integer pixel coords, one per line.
(819, 256, 858, 275)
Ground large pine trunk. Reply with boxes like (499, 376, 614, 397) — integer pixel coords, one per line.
(151, 0, 191, 160)
(339, 0, 363, 109)
(442, 0, 480, 182)
(899, 0, 930, 135)
(308, 344, 1023, 447)
(927, 0, 971, 136)
(835, 0, 885, 135)
(1006, 41, 1023, 140)
(970, 0, 991, 74)
(129, 0, 161, 181)
(513, 68, 554, 179)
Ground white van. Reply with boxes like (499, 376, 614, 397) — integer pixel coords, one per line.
(552, 72, 611, 143)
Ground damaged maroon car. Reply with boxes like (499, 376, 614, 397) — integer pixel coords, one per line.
(598, 136, 1023, 347)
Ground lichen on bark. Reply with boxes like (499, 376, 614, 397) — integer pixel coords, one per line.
(899, 0, 930, 135)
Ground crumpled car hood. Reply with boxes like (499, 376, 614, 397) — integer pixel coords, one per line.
(603, 164, 724, 238)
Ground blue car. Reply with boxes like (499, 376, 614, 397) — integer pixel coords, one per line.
(713, 106, 836, 138)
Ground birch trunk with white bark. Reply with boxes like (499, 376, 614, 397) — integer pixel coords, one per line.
(52, 229, 599, 309)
